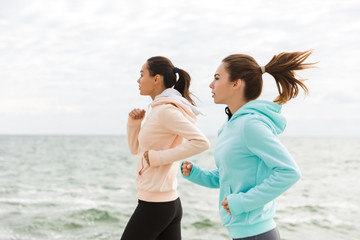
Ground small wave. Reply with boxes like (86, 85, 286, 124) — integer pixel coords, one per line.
(63, 222, 83, 229)
(68, 208, 120, 223)
(278, 202, 359, 213)
(279, 214, 356, 231)
(293, 204, 326, 213)
(191, 219, 216, 229)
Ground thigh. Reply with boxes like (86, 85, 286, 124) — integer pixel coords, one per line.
(156, 220, 181, 240)
(157, 198, 183, 240)
(121, 200, 178, 240)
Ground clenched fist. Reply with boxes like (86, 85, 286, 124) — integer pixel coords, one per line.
(181, 161, 193, 176)
(129, 108, 146, 120)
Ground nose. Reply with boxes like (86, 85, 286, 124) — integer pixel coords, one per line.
(209, 80, 214, 89)
(137, 78, 140, 84)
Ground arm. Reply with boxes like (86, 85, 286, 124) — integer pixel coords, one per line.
(127, 109, 145, 155)
(148, 105, 210, 166)
(181, 161, 220, 188)
(227, 119, 301, 216)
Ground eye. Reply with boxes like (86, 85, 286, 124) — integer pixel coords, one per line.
(214, 77, 219, 81)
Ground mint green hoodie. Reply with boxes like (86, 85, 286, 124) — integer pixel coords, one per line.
(182, 100, 301, 238)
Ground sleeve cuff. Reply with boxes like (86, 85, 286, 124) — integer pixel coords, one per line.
(127, 116, 143, 126)
(181, 161, 200, 180)
(149, 150, 161, 166)
(227, 193, 246, 216)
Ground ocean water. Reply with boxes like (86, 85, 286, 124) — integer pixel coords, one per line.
(0, 135, 359, 240)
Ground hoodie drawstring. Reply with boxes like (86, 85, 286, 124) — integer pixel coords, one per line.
(225, 107, 233, 120)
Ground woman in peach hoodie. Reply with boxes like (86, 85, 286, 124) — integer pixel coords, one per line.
(121, 56, 210, 240)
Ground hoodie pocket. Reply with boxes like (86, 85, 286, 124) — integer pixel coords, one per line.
(137, 155, 145, 176)
(219, 184, 232, 225)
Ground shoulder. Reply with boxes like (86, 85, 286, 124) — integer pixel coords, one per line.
(157, 103, 181, 113)
(154, 104, 184, 120)
(241, 114, 272, 137)
(242, 114, 267, 127)
(240, 115, 277, 150)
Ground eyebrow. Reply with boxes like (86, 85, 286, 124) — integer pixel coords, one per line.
(214, 73, 220, 77)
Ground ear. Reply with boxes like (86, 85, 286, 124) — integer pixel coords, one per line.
(154, 74, 160, 82)
(154, 74, 162, 85)
(232, 79, 242, 90)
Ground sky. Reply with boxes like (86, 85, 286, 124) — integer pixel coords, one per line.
(1, 0, 359, 136)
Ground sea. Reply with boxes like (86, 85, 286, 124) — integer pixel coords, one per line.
(0, 135, 359, 240)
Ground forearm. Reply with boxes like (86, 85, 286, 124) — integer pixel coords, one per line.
(149, 136, 210, 166)
(182, 162, 220, 188)
(127, 117, 143, 154)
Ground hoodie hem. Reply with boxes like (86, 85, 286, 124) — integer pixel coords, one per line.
(226, 219, 276, 238)
(137, 190, 179, 202)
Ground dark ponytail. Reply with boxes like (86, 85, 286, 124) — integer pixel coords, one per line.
(146, 56, 195, 105)
(174, 68, 194, 105)
(222, 50, 317, 105)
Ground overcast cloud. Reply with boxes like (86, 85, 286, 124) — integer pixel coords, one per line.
(0, 0, 359, 136)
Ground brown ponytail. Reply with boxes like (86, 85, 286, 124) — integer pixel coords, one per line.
(146, 56, 195, 105)
(174, 68, 194, 105)
(222, 50, 317, 105)
(265, 50, 316, 104)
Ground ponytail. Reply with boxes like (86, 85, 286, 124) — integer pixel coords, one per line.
(174, 68, 195, 105)
(147, 56, 195, 105)
(265, 50, 317, 104)
(222, 50, 317, 105)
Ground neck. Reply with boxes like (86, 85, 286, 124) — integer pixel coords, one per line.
(227, 98, 248, 115)
(150, 87, 166, 100)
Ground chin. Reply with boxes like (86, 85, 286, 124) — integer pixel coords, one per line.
(213, 98, 220, 104)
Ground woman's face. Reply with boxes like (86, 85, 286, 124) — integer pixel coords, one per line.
(209, 62, 234, 104)
(137, 63, 156, 96)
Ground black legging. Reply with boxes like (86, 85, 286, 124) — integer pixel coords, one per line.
(233, 228, 280, 240)
(120, 198, 182, 240)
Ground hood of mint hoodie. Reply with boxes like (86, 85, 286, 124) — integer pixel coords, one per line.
(226, 99, 286, 135)
(183, 100, 301, 238)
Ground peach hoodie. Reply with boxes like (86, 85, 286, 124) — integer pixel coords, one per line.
(127, 93, 210, 202)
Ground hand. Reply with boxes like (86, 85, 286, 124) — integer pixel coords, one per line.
(221, 198, 232, 215)
(129, 108, 146, 120)
(143, 151, 150, 165)
(181, 161, 193, 176)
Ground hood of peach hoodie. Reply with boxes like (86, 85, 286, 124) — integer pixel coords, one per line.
(151, 88, 202, 122)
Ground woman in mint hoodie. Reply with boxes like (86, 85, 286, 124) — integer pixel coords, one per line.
(182, 50, 316, 240)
